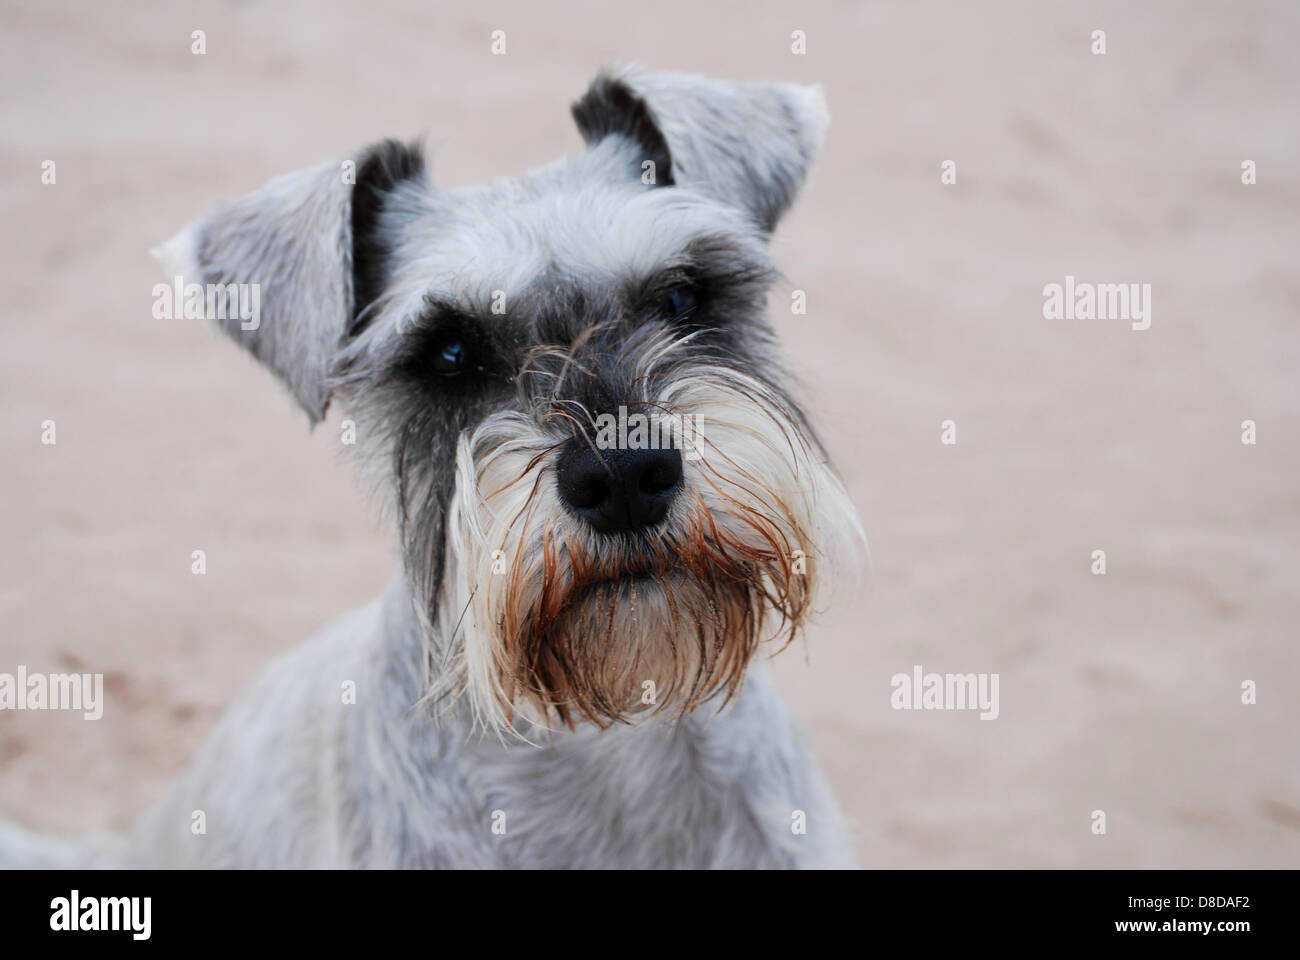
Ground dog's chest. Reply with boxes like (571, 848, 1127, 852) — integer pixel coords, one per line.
(463, 720, 762, 868)
(353, 697, 796, 869)
(335, 616, 810, 868)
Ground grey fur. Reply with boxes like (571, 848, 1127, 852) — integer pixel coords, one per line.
(117, 578, 851, 868)
(574, 65, 830, 232)
(2, 67, 857, 869)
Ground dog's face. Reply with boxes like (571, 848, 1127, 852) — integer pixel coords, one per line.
(157, 67, 860, 733)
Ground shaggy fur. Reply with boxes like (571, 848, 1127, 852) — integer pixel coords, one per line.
(0, 66, 861, 869)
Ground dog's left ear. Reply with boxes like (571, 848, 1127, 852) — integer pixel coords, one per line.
(572, 65, 829, 233)
(153, 139, 426, 425)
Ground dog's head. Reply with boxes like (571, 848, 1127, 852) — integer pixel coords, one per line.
(157, 66, 861, 734)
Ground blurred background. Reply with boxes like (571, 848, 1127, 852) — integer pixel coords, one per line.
(1, 0, 1297, 867)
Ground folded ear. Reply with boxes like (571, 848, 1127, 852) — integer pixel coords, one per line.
(572, 65, 829, 233)
(153, 139, 426, 424)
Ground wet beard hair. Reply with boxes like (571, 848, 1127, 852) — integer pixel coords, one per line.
(498, 486, 812, 729)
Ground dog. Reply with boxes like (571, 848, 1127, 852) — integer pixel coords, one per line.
(1, 66, 862, 869)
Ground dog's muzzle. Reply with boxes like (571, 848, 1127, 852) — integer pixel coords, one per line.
(554, 440, 683, 535)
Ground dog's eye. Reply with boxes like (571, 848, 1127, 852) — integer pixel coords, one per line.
(430, 337, 470, 376)
(660, 286, 698, 322)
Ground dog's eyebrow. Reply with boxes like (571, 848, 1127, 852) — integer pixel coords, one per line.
(414, 294, 469, 327)
(636, 235, 778, 299)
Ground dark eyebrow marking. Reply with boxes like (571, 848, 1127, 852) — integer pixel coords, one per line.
(631, 234, 779, 313)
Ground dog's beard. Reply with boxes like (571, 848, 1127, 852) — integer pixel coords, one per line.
(488, 499, 787, 728)
(434, 366, 861, 736)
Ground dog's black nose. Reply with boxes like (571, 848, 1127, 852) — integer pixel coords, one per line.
(555, 442, 683, 535)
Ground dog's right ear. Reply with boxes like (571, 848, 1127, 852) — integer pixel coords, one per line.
(153, 139, 426, 425)
(572, 65, 829, 234)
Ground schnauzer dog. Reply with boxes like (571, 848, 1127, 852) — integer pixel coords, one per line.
(2, 66, 861, 869)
